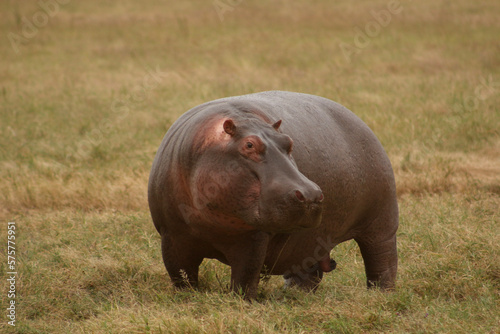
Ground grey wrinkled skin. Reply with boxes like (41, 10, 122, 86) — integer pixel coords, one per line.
(148, 91, 398, 299)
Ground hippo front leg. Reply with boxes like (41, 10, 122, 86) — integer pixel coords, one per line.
(224, 231, 270, 299)
(161, 233, 204, 289)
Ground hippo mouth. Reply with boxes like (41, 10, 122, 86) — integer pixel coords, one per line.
(288, 204, 323, 230)
(245, 200, 323, 234)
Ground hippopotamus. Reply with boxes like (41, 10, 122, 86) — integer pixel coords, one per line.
(148, 91, 398, 299)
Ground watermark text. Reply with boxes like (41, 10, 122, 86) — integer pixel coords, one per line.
(7, 0, 71, 54)
(6, 222, 17, 327)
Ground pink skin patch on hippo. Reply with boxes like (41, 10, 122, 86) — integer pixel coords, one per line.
(189, 171, 261, 232)
(211, 215, 255, 233)
(194, 117, 232, 152)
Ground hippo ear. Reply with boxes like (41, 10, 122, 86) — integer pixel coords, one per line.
(223, 119, 236, 136)
(272, 120, 282, 131)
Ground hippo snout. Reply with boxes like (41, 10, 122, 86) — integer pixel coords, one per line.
(290, 186, 324, 220)
(259, 183, 324, 231)
(265, 179, 323, 209)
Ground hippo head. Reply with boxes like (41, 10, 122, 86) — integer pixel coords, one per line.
(193, 115, 324, 233)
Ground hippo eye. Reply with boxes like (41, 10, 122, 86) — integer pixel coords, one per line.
(239, 136, 264, 161)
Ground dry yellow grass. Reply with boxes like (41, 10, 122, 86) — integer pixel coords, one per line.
(0, 0, 498, 332)
(392, 140, 500, 196)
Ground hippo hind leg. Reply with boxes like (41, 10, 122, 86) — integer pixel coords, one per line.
(355, 213, 398, 290)
(161, 234, 204, 289)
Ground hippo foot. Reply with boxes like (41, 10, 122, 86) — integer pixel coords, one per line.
(283, 259, 337, 292)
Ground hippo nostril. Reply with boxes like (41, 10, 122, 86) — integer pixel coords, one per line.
(295, 190, 305, 202)
(294, 189, 323, 203)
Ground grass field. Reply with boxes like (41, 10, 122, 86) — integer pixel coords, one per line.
(1, 0, 499, 332)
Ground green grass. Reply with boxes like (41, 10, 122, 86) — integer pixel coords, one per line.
(0, 0, 499, 332)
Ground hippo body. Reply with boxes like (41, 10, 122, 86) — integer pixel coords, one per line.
(148, 91, 398, 298)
